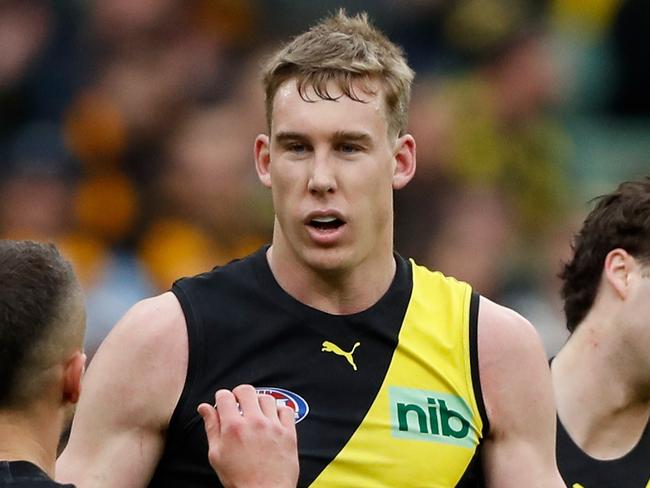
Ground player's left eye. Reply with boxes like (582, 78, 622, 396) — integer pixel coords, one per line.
(339, 143, 359, 153)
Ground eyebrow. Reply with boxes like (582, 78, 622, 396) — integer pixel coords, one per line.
(274, 132, 309, 144)
(331, 131, 372, 145)
(274, 131, 373, 145)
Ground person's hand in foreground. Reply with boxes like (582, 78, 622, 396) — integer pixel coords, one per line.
(197, 384, 299, 488)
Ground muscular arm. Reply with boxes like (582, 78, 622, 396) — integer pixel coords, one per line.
(478, 297, 566, 487)
(57, 292, 188, 488)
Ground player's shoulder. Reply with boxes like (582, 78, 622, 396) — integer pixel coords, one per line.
(476, 296, 551, 428)
(175, 249, 263, 285)
(477, 295, 542, 355)
(476, 297, 548, 398)
(407, 257, 473, 295)
(85, 292, 188, 419)
(110, 291, 185, 343)
(93, 292, 188, 380)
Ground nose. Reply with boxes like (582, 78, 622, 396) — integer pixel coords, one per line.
(307, 152, 337, 195)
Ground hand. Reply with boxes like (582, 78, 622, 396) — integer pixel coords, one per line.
(197, 384, 299, 488)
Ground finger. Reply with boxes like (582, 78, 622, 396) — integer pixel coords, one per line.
(232, 384, 261, 418)
(197, 402, 221, 439)
(278, 404, 296, 428)
(214, 389, 241, 424)
(258, 393, 278, 419)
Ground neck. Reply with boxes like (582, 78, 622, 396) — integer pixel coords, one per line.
(268, 235, 396, 315)
(0, 406, 63, 478)
(552, 313, 650, 458)
(557, 309, 650, 406)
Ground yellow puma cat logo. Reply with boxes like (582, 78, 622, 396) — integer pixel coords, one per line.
(573, 484, 585, 488)
(321, 340, 361, 371)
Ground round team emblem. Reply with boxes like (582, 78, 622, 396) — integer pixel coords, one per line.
(255, 387, 310, 423)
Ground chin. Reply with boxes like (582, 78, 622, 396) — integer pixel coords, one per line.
(302, 246, 353, 273)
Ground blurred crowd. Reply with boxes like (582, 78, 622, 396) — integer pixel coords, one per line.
(1, 0, 648, 358)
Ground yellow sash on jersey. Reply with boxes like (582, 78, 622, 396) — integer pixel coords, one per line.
(311, 261, 484, 487)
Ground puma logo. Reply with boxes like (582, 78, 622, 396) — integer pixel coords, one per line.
(321, 341, 361, 371)
(573, 484, 585, 488)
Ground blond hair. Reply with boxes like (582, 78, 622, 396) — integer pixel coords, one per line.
(262, 10, 414, 138)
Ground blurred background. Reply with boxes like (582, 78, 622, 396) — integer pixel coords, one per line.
(1, 0, 648, 358)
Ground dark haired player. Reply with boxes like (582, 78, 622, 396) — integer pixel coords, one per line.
(552, 177, 650, 487)
(0, 240, 85, 487)
(0, 240, 297, 488)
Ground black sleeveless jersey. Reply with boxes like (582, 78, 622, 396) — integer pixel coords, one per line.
(556, 416, 650, 487)
(147, 247, 487, 487)
(0, 461, 75, 487)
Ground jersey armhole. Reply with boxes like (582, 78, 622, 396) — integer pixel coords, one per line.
(469, 291, 490, 438)
(167, 282, 206, 438)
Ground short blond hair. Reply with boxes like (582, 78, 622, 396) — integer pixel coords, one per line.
(262, 10, 414, 138)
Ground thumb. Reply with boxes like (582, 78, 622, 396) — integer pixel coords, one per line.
(197, 403, 221, 440)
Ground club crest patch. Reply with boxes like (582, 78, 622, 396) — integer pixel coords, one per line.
(256, 387, 310, 423)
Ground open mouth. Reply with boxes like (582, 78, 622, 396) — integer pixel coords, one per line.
(308, 216, 345, 231)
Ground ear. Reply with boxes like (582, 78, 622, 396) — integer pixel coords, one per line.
(392, 134, 416, 190)
(62, 351, 86, 405)
(254, 134, 272, 188)
(603, 248, 632, 300)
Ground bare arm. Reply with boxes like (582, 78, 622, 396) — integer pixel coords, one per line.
(478, 297, 566, 487)
(198, 385, 299, 488)
(57, 292, 188, 488)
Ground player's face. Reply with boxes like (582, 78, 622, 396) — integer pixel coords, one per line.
(255, 78, 415, 272)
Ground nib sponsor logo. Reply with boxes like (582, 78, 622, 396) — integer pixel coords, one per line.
(389, 387, 477, 448)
